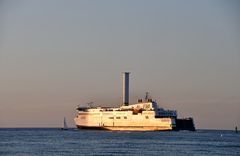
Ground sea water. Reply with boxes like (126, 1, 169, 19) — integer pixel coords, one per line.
(0, 128, 239, 156)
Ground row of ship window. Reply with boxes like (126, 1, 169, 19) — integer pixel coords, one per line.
(108, 116, 127, 119)
(80, 116, 149, 119)
(108, 116, 149, 119)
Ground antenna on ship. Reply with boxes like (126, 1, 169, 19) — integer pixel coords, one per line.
(145, 92, 149, 101)
(145, 92, 152, 102)
(122, 72, 130, 106)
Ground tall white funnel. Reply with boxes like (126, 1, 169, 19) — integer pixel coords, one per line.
(123, 72, 130, 106)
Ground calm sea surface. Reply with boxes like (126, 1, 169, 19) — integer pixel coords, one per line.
(0, 128, 239, 156)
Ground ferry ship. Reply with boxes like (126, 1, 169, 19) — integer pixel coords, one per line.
(74, 72, 195, 131)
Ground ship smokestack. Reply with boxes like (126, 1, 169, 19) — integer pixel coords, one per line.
(123, 72, 130, 106)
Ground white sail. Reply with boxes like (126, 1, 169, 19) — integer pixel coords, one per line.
(62, 117, 68, 130)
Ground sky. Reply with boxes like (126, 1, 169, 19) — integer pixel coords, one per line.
(0, 0, 239, 130)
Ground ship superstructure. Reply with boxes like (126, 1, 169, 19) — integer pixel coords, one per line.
(74, 72, 194, 131)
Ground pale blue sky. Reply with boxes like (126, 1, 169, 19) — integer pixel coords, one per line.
(0, 0, 240, 129)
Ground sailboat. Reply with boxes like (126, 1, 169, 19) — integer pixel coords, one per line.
(61, 117, 68, 130)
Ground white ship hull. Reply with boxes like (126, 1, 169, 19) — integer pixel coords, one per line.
(74, 104, 175, 131)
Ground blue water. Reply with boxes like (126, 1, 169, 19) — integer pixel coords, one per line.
(0, 129, 239, 156)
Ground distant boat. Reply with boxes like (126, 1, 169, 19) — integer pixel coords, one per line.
(61, 117, 68, 130)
